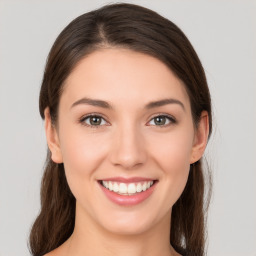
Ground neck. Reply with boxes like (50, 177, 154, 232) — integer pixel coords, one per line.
(63, 203, 179, 256)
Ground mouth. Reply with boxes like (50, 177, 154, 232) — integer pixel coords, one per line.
(99, 180, 156, 196)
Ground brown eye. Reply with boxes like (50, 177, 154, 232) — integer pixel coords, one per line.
(81, 115, 107, 127)
(154, 116, 167, 125)
(148, 115, 176, 126)
(89, 116, 102, 125)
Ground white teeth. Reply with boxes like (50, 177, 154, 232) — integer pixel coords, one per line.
(119, 183, 127, 194)
(127, 183, 136, 194)
(136, 183, 142, 193)
(101, 180, 154, 195)
(142, 182, 146, 191)
(103, 181, 109, 189)
(113, 182, 119, 192)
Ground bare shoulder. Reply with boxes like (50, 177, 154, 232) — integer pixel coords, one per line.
(43, 248, 61, 256)
(43, 246, 61, 256)
(43, 249, 58, 256)
(43, 240, 69, 256)
(43, 251, 55, 256)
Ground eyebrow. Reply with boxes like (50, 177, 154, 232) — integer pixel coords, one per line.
(145, 98, 185, 110)
(71, 97, 113, 109)
(70, 97, 185, 111)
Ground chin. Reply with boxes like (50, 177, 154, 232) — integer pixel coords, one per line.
(97, 208, 166, 236)
(103, 220, 152, 236)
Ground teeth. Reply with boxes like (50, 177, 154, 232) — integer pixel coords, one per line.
(102, 181, 109, 189)
(101, 181, 154, 195)
(136, 183, 142, 193)
(119, 183, 127, 194)
(113, 182, 119, 192)
(128, 183, 136, 194)
(142, 182, 147, 191)
(109, 182, 113, 191)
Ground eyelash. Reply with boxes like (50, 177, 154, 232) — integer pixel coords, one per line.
(79, 113, 109, 129)
(79, 113, 177, 129)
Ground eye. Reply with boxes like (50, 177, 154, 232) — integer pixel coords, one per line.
(148, 115, 176, 127)
(80, 115, 108, 127)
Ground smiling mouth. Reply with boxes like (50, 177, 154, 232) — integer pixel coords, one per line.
(99, 180, 156, 196)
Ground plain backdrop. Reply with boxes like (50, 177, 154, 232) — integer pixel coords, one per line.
(0, 0, 255, 255)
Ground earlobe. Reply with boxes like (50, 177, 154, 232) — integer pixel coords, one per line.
(190, 111, 209, 164)
(44, 107, 63, 164)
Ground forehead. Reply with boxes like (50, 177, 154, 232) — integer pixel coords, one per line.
(61, 48, 190, 111)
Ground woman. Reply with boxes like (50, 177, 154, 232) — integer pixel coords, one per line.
(29, 3, 212, 256)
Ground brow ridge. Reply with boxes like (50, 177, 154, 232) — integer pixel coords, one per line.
(71, 97, 185, 110)
(145, 98, 185, 110)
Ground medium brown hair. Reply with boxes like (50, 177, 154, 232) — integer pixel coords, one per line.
(29, 3, 212, 256)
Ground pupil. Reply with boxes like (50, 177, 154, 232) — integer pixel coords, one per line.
(155, 116, 165, 125)
(90, 117, 101, 125)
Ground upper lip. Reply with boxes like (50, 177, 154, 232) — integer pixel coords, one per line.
(99, 177, 156, 183)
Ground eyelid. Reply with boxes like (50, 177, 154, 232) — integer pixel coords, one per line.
(78, 112, 177, 128)
(79, 113, 110, 128)
(147, 113, 177, 126)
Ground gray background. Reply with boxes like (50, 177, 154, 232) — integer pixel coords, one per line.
(0, 0, 255, 255)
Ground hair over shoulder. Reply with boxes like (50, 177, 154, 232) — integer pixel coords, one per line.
(29, 3, 212, 256)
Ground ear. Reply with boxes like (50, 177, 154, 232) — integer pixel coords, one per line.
(190, 111, 209, 164)
(44, 107, 63, 163)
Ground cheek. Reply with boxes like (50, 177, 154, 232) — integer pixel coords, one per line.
(149, 127, 194, 171)
(58, 125, 109, 193)
(59, 131, 111, 216)
(60, 124, 107, 167)
(148, 127, 194, 203)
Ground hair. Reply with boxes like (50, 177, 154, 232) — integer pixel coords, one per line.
(29, 3, 212, 256)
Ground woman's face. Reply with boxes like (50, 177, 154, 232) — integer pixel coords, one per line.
(46, 48, 207, 235)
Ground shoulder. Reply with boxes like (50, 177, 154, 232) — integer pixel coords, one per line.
(43, 249, 60, 256)
(43, 252, 53, 256)
(43, 240, 69, 256)
(43, 248, 58, 256)
(43, 251, 57, 256)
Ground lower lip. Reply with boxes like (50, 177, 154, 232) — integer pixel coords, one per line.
(99, 182, 157, 206)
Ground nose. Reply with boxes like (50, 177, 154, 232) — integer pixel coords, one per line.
(109, 123, 147, 170)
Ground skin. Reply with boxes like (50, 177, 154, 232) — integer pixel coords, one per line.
(44, 48, 209, 256)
